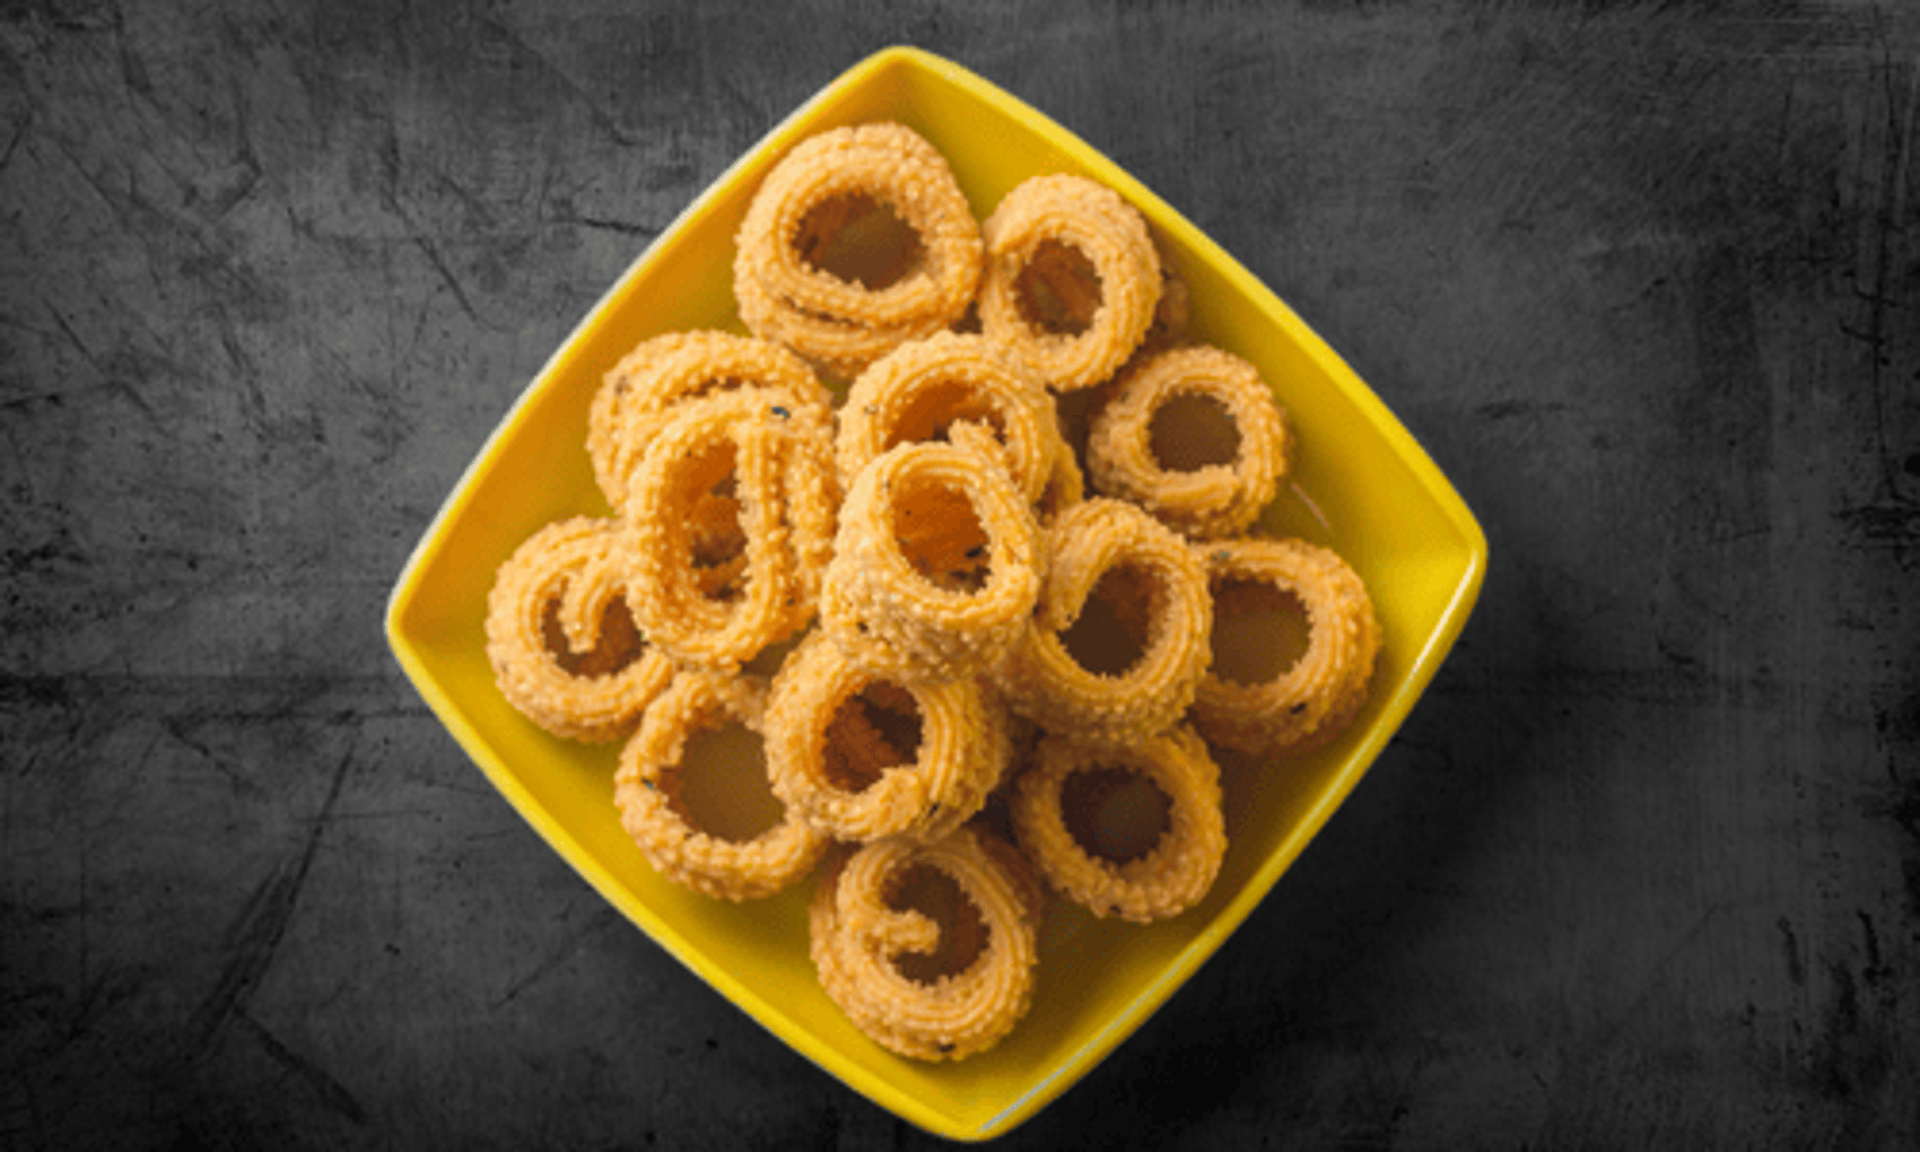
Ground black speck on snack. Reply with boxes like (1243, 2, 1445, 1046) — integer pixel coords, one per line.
(1289, 702, 1307, 715)
(771, 405, 790, 419)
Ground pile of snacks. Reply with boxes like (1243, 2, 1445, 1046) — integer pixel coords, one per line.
(484, 122, 1380, 1062)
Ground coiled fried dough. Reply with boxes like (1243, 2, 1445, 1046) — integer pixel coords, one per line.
(1010, 725, 1226, 922)
(809, 826, 1040, 1061)
(485, 516, 675, 742)
(1191, 537, 1379, 755)
(1087, 345, 1289, 539)
(764, 631, 1011, 844)
(613, 670, 829, 900)
(621, 390, 838, 669)
(837, 331, 1067, 508)
(734, 122, 983, 379)
(977, 174, 1161, 391)
(821, 438, 1043, 684)
(588, 330, 832, 510)
(996, 498, 1212, 742)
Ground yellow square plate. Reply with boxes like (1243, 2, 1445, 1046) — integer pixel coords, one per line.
(385, 46, 1486, 1142)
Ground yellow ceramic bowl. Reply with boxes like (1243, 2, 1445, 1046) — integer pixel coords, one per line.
(385, 46, 1486, 1142)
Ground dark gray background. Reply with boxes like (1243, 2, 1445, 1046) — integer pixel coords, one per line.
(4, 0, 1917, 1148)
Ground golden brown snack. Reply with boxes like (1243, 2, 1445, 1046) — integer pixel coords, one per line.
(1010, 725, 1226, 922)
(733, 122, 983, 379)
(977, 174, 1162, 391)
(1191, 537, 1380, 755)
(836, 331, 1067, 509)
(588, 330, 833, 510)
(995, 498, 1212, 742)
(821, 438, 1043, 684)
(613, 669, 830, 901)
(809, 826, 1040, 1061)
(1087, 345, 1289, 539)
(621, 389, 839, 670)
(484, 516, 675, 743)
(764, 632, 1011, 844)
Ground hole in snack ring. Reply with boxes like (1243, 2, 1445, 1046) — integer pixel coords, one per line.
(890, 474, 992, 593)
(1148, 393, 1241, 472)
(796, 192, 925, 291)
(660, 720, 783, 844)
(1058, 565, 1153, 677)
(672, 441, 747, 602)
(1014, 239, 1100, 336)
(539, 595, 642, 679)
(1061, 765, 1173, 865)
(884, 379, 1012, 452)
(822, 682, 924, 793)
(1210, 578, 1311, 686)
(885, 863, 989, 984)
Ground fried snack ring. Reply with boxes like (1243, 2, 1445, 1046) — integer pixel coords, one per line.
(484, 516, 675, 743)
(996, 498, 1213, 743)
(613, 669, 829, 901)
(622, 389, 838, 669)
(809, 826, 1039, 1061)
(1010, 726, 1226, 922)
(764, 631, 1011, 844)
(821, 438, 1044, 684)
(1087, 345, 1290, 539)
(837, 331, 1067, 508)
(588, 330, 833, 510)
(734, 122, 982, 379)
(978, 174, 1162, 392)
(1191, 537, 1380, 755)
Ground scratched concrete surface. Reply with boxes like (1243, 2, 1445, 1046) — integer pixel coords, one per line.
(3, 0, 1917, 1148)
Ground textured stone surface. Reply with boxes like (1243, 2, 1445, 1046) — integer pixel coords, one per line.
(3, 1, 1917, 1147)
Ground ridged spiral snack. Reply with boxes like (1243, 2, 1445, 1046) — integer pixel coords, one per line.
(809, 826, 1041, 1061)
(995, 498, 1212, 742)
(978, 174, 1162, 391)
(613, 669, 829, 901)
(588, 330, 833, 511)
(763, 631, 1012, 844)
(1009, 725, 1226, 922)
(484, 516, 675, 743)
(621, 389, 839, 670)
(1191, 537, 1380, 755)
(821, 438, 1043, 684)
(1087, 345, 1289, 539)
(734, 122, 983, 380)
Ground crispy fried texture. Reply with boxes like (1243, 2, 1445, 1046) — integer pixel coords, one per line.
(995, 498, 1212, 743)
(1010, 725, 1225, 922)
(1087, 345, 1289, 539)
(809, 827, 1040, 1061)
(1191, 537, 1380, 755)
(589, 330, 833, 511)
(837, 331, 1068, 509)
(764, 632, 1012, 844)
(613, 670, 829, 900)
(978, 174, 1162, 392)
(621, 390, 839, 670)
(734, 122, 982, 380)
(485, 516, 676, 742)
(821, 438, 1043, 684)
